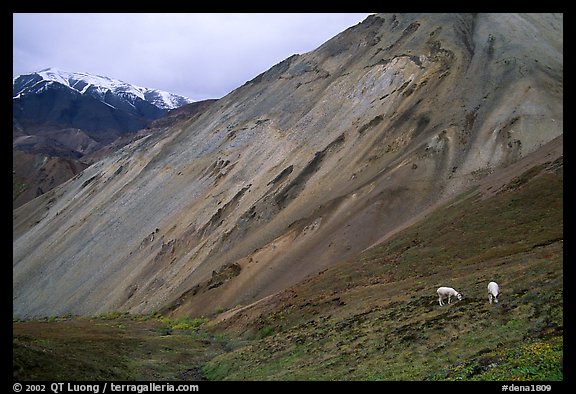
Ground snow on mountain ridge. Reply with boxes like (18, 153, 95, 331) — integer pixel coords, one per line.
(37, 68, 146, 99)
(16, 68, 194, 110)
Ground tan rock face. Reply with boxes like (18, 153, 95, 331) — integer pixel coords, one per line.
(13, 13, 562, 319)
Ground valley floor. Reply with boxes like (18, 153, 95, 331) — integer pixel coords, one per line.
(13, 314, 234, 381)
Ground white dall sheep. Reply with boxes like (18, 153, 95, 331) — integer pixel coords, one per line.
(488, 281, 500, 304)
(437, 286, 463, 306)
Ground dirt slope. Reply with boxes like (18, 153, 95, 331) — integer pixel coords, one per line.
(13, 13, 562, 319)
(13, 153, 562, 381)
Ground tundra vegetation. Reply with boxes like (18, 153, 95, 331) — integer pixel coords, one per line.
(13, 158, 563, 381)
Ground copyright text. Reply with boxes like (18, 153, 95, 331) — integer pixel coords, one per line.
(13, 383, 199, 394)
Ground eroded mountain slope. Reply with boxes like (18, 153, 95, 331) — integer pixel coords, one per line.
(13, 13, 562, 319)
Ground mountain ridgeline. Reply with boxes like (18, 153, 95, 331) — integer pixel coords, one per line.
(13, 68, 193, 134)
(12, 69, 203, 209)
(13, 13, 562, 324)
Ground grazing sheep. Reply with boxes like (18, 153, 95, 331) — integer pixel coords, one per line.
(437, 286, 463, 306)
(488, 281, 500, 304)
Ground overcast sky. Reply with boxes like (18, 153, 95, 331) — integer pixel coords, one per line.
(13, 13, 373, 101)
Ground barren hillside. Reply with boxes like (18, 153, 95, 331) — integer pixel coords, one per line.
(13, 13, 562, 320)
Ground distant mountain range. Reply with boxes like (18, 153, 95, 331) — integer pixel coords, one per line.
(13, 68, 210, 208)
(13, 68, 194, 136)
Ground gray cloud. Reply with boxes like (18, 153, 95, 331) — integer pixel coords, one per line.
(13, 13, 372, 100)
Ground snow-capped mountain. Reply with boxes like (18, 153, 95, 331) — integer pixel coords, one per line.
(13, 69, 213, 209)
(14, 68, 194, 111)
(13, 68, 194, 136)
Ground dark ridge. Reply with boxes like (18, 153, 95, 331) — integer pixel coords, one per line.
(275, 133, 346, 209)
(201, 185, 251, 236)
(268, 165, 294, 186)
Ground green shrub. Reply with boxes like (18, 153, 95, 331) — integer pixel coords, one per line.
(257, 326, 275, 339)
(99, 311, 125, 320)
(163, 317, 209, 331)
